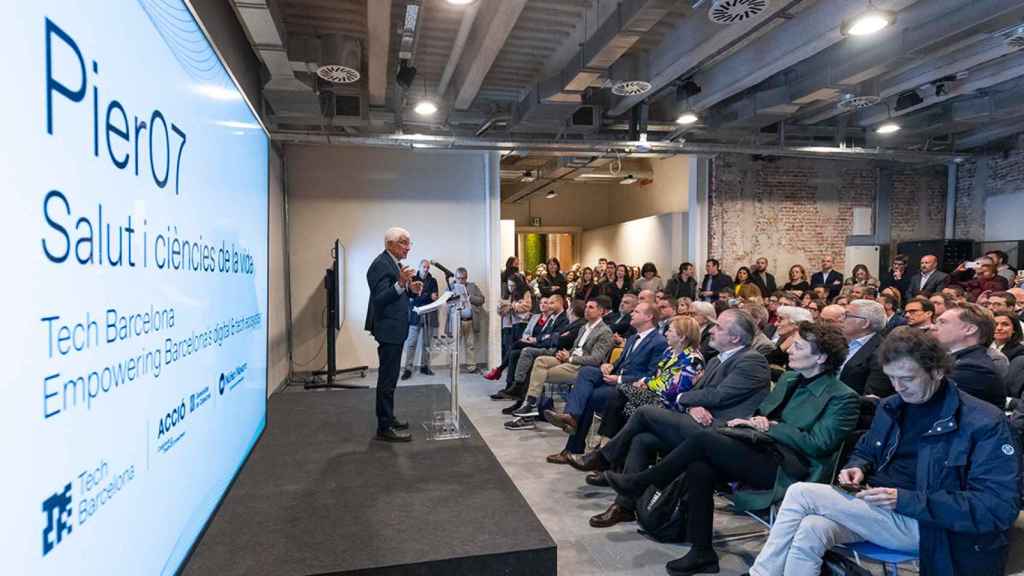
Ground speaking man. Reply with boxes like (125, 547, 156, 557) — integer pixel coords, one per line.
(365, 227, 422, 442)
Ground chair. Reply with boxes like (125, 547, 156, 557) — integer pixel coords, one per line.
(843, 542, 918, 575)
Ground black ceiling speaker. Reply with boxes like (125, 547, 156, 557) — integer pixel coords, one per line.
(894, 90, 924, 111)
(396, 59, 417, 90)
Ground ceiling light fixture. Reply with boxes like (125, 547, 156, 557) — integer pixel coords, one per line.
(676, 112, 699, 125)
(841, 7, 895, 36)
(619, 175, 638, 185)
(414, 100, 438, 116)
(545, 190, 558, 199)
(520, 171, 536, 183)
(635, 132, 651, 152)
(876, 122, 901, 134)
(445, 0, 476, 5)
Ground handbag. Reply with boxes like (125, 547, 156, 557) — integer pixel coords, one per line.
(635, 472, 688, 543)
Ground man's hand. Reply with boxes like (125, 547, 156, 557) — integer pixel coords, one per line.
(399, 265, 416, 287)
(612, 333, 625, 346)
(600, 363, 614, 376)
(602, 374, 619, 385)
(837, 467, 865, 487)
(555, 350, 570, 363)
(726, 418, 750, 428)
(858, 487, 898, 510)
(410, 281, 424, 295)
(688, 406, 714, 427)
(521, 336, 536, 344)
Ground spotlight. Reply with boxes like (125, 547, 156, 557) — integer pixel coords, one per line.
(544, 190, 558, 199)
(619, 175, 638, 185)
(414, 99, 438, 116)
(445, 0, 476, 4)
(676, 112, 699, 125)
(895, 90, 924, 111)
(876, 122, 901, 134)
(841, 9, 895, 36)
(396, 59, 417, 89)
(520, 171, 536, 183)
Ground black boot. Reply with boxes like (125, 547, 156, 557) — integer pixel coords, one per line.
(665, 546, 719, 575)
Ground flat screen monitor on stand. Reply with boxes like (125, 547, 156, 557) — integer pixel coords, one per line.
(306, 240, 369, 389)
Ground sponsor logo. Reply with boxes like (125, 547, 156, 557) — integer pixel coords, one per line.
(218, 362, 247, 396)
(42, 483, 73, 556)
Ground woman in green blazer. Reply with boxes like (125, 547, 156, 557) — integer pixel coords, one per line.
(604, 321, 860, 576)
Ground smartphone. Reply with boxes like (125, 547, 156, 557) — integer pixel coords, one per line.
(835, 483, 866, 495)
(965, 261, 980, 270)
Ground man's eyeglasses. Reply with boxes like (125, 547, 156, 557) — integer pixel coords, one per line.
(904, 307, 925, 315)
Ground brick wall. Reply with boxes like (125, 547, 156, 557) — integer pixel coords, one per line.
(955, 139, 1024, 241)
(709, 154, 947, 280)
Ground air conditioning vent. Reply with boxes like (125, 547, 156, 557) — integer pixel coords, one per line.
(709, 0, 769, 24)
(837, 94, 881, 112)
(611, 80, 652, 96)
(317, 34, 362, 84)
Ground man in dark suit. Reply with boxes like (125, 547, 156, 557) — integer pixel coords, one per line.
(907, 254, 949, 298)
(880, 254, 911, 300)
(934, 303, 1006, 408)
(544, 303, 668, 458)
(837, 300, 892, 397)
(492, 294, 569, 401)
(699, 258, 733, 302)
(569, 308, 770, 527)
(810, 255, 844, 300)
(751, 256, 777, 298)
(365, 227, 422, 442)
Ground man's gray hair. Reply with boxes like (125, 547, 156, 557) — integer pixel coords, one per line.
(691, 301, 717, 322)
(456, 267, 468, 276)
(848, 299, 886, 333)
(722, 308, 757, 346)
(777, 305, 813, 324)
(384, 227, 410, 245)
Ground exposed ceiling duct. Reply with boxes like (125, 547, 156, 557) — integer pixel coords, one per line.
(231, 0, 319, 118)
(512, 0, 676, 129)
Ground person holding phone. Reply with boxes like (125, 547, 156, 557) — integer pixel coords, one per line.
(747, 327, 1020, 576)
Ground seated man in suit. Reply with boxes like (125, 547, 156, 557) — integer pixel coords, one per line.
(838, 299, 892, 397)
(903, 296, 935, 331)
(567, 308, 771, 527)
(544, 303, 667, 460)
(691, 301, 719, 363)
(505, 296, 615, 428)
(811, 255, 844, 300)
(605, 292, 639, 342)
(907, 254, 949, 298)
(492, 294, 568, 401)
(933, 303, 1006, 408)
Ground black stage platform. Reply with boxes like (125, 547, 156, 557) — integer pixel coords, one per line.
(181, 384, 556, 576)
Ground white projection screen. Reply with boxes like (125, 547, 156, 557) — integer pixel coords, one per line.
(1, 1, 269, 574)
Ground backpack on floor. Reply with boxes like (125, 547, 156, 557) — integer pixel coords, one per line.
(635, 472, 688, 543)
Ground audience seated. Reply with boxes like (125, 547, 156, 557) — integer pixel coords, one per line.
(994, 311, 1024, 401)
(765, 305, 813, 372)
(604, 292, 639, 341)
(504, 296, 615, 429)
(903, 296, 935, 331)
(742, 302, 777, 357)
(929, 292, 953, 318)
(837, 299, 892, 398)
(844, 263, 880, 290)
(543, 302, 666, 455)
(591, 316, 706, 442)
(933, 303, 1006, 409)
(747, 327, 1020, 576)
(953, 259, 1010, 301)
(879, 291, 906, 335)
(656, 296, 677, 335)
(491, 295, 568, 401)
(690, 301, 719, 363)
(566, 309, 770, 527)
(605, 321, 859, 576)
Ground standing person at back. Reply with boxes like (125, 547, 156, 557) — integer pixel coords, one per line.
(750, 257, 777, 298)
(810, 255, 844, 300)
(699, 259, 733, 302)
(908, 254, 949, 298)
(365, 227, 423, 442)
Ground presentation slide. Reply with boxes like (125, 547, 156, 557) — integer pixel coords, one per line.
(1, 1, 269, 574)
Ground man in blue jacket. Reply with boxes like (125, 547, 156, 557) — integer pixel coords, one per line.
(544, 302, 667, 460)
(748, 327, 1020, 576)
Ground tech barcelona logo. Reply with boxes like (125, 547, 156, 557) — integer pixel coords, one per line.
(42, 483, 73, 556)
(219, 363, 248, 396)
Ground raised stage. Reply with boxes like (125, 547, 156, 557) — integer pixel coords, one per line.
(181, 384, 557, 576)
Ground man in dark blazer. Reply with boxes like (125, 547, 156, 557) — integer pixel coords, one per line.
(838, 300, 892, 397)
(569, 308, 771, 526)
(934, 303, 1006, 409)
(907, 254, 949, 298)
(810, 255, 844, 300)
(545, 303, 668, 458)
(365, 227, 422, 442)
(699, 258, 733, 302)
(751, 257, 778, 298)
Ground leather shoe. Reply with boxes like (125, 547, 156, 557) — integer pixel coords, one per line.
(376, 427, 412, 442)
(585, 471, 609, 487)
(420, 366, 435, 376)
(665, 547, 719, 575)
(589, 503, 635, 528)
(392, 420, 409, 430)
(400, 369, 412, 380)
(568, 451, 610, 472)
(544, 410, 577, 434)
(501, 400, 523, 415)
(490, 389, 515, 401)
(605, 471, 648, 503)
(546, 450, 572, 465)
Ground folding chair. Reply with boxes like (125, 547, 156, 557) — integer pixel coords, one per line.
(843, 542, 918, 575)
